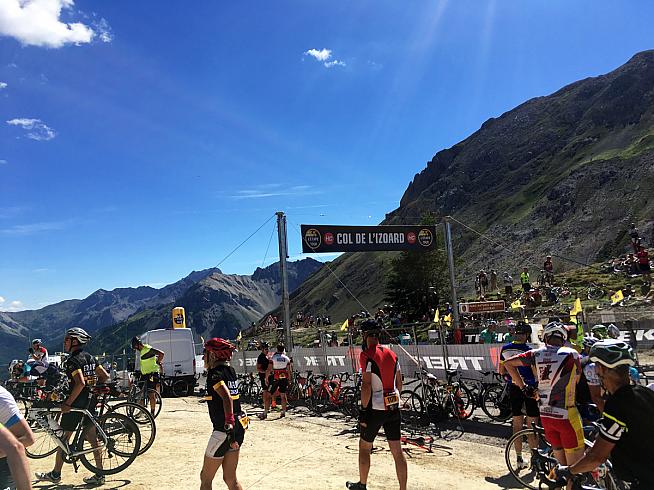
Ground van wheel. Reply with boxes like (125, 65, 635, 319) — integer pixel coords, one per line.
(172, 380, 187, 398)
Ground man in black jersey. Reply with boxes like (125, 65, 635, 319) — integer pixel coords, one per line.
(201, 338, 246, 490)
(554, 340, 654, 489)
(35, 327, 109, 487)
(256, 342, 272, 420)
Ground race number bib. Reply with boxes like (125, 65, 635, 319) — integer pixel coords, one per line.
(384, 391, 399, 409)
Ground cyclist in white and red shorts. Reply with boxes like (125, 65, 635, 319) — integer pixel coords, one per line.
(346, 319, 407, 490)
(505, 322, 585, 489)
(266, 344, 291, 418)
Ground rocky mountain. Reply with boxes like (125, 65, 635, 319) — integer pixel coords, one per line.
(1, 259, 322, 360)
(93, 258, 323, 353)
(282, 50, 654, 322)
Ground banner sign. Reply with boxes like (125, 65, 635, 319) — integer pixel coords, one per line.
(301, 224, 439, 253)
(172, 307, 186, 329)
(458, 301, 506, 314)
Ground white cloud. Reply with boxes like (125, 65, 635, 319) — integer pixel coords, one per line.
(0, 296, 4, 304)
(1, 300, 24, 312)
(304, 48, 346, 68)
(230, 185, 321, 200)
(7, 118, 56, 141)
(1, 220, 70, 235)
(0, 159, 7, 165)
(0, 0, 112, 48)
(0, 81, 7, 89)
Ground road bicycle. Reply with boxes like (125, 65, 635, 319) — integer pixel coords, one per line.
(505, 422, 624, 490)
(127, 375, 162, 418)
(464, 370, 512, 422)
(161, 374, 192, 398)
(24, 403, 140, 476)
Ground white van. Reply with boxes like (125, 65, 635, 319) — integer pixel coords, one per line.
(139, 328, 197, 395)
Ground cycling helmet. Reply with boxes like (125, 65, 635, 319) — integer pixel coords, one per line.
(359, 319, 381, 334)
(66, 327, 91, 344)
(259, 341, 269, 349)
(582, 335, 599, 350)
(130, 336, 141, 348)
(32, 338, 42, 345)
(589, 340, 635, 368)
(591, 324, 608, 339)
(542, 322, 568, 343)
(8, 360, 19, 373)
(515, 322, 532, 335)
(204, 338, 236, 361)
(607, 324, 620, 339)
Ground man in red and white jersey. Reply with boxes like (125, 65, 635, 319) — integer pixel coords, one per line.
(266, 344, 291, 418)
(346, 320, 407, 490)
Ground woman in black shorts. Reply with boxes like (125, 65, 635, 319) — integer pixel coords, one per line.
(200, 338, 247, 490)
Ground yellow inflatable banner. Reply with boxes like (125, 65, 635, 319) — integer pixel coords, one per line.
(172, 307, 186, 329)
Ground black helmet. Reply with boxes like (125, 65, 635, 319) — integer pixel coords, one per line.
(589, 340, 636, 368)
(130, 336, 141, 348)
(515, 322, 532, 335)
(360, 319, 381, 334)
(259, 341, 269, 349)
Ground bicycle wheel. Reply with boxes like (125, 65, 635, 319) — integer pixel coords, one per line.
(339, 387, 359, 418)
(481, 384, 512, 422)
(171, 380, 187, 398)
(108, 402, 156, 455)
(144, 389, 162, 418)
(399, 390, 427, 427)
(79, 413, 141, 475)
(505, 427, 551, 490)
(452, 383, 474, 419)
(24, 415, 59, 459)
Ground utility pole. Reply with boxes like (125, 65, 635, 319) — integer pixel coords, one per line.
(443, 217, 460, 329)
(276, 211, 293, 353)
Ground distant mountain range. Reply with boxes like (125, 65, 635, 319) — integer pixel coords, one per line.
(282, 50, 654, 322)
(0, 259, 323, 359)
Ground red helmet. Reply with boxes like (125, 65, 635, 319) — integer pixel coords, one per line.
(204, 338, 236, 360)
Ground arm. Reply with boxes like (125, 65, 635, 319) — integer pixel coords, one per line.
(567, 436, 614, 475)
(7, 418, 35, 449)
(360, 371, 372, 409)
(588, 385, 605, 412)
(504, 356, 530, 390)
(95, 365, 110, 384)
(0, 424, 33, 490)
(214, 382, 239, 450)
(63, 369, 86, 411)
(395, 367, 402, 392)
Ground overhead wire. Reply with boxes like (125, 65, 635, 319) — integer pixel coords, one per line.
(214, 214, 276, 269)
(260, 220, 277, 268)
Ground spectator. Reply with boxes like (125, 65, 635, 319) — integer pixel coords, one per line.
(636, 245, 651, 281)
(625, 254, 638, 275)
(479, 321, 497, 344)
(504, 272, 514, 297)
(628, 223, 640, 253)
(520, 267, 531, 293)
(544, 256, 554, 286)
(489, 269, 498, 295)
(479, 270, 489, 297)
(453, 325, 462, 345)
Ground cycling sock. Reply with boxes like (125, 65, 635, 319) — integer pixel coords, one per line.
(51, 471, 61, 478)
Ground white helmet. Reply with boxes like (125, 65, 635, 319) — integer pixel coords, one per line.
(66, 327, 91, 344)
(543, 322, 568, 343)
(8, 360, 19, 372)
(607, 324, 620, 339)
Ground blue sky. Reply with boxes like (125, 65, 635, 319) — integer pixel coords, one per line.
(1, 0, 653, 311)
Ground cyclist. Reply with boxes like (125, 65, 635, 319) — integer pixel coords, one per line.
(266, 344, 291, 418)
(346, 320, 407, 490)
(499, 322, 539, 470)
(131, 336, 164, 415)
(554, 340, 654, 490)
(590, 324, 609, 340)
(256, 342, 272, 420)
(0, 385, 35, 490)
(0, 424, 31, 490)
(36, 327, 109, 486)
(30, 339, 48, 361)
(504, 322, 584, 488)
(200, 338, 246, 490)
(607, 323, 620, 339)
(579, 335, 604, 414)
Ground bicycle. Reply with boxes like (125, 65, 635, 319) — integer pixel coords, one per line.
(505, 423, 623, 490)
(25, 403, 140, 475)
(127, 374, 163, 418)
(160, 374, 191, 398)
(586, 283, 606, 301)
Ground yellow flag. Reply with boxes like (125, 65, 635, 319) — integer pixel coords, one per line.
(611, 290, 624, 305)
(570, 298, 582, 316)
(236, 331, 242, 341)
(433, 308, 440, 323)
(511, 299, 522, 310)
(444, 313, 452, 327)
(340, 318, 349, 331)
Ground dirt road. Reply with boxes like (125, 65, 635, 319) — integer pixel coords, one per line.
(30, 398, 511, 489)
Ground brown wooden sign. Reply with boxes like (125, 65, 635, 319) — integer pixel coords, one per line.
(458, 301, 506, 314)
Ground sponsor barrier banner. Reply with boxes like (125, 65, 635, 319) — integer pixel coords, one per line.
(458, 301, 505, 314)
(300, 224, 438, 253)
(234, 344, 505, 380)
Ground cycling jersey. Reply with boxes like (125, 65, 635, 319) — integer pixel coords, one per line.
(500, 342, 536, 385)
(0, 386, 21, 430)
(271, 352, 290, 380)
(206, 364, 243, 432)
(583, 361, 600, 387)
(65, 349, 98, 408)
(359, 345, 400, 411)
(256, 352, 270, 373)
(598, 384, 654, 488)
(517, 345, 580, 419)
(138, 344, 159, 375)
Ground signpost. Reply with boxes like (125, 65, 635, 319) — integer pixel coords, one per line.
(458, 301, 506, 314)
